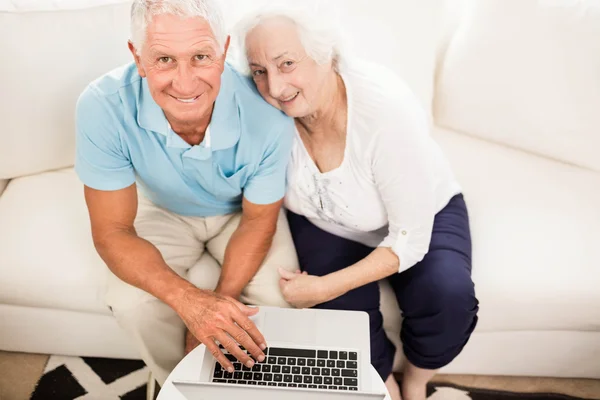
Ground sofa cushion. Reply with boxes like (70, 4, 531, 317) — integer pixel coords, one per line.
(423, 127, 599, 332)
(0, 168, 111, 314)
(434, 0, 600, 172)
(0, 0, 132, 179)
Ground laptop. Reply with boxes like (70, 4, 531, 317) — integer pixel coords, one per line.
(173, 306, 387, 399)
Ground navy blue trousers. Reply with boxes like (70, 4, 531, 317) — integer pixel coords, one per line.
(286, 194, 479, 380)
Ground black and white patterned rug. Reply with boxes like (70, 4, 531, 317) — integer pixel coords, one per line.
(30, 355, 589, 399)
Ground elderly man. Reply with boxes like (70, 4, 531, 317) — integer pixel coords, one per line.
(75, 0, 298, 385)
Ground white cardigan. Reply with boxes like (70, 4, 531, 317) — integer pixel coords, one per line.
(284, 60, 462, 272)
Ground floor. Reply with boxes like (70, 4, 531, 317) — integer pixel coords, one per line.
(1, 351, 600, 400)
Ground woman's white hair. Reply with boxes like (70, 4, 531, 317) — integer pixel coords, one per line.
(130, 0, 227, 55)
(230, 3, 347, 75)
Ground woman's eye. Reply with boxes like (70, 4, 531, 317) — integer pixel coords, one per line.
(284, 61, 294, 67)
(158, 57, 171, 63)
(252, 70, 265, 77)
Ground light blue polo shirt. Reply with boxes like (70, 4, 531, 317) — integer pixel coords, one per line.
(75, 62, 294, 217)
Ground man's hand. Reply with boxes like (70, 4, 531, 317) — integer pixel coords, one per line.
(278, 268, 332, 309)
(176, 287, 267, 372)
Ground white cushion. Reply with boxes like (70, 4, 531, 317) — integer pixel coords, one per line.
(428, 127, 600, 332)
(0, 168, 110, 314)
(0, 0, 132, 179)
(0, 179, 7, 197)
(435, 0, 600, 172)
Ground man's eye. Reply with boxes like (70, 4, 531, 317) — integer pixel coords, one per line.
(283, 61, 294, 67)
(195, 55, 207, 61)
(158, 57, 171, 63)
(252, 70, 265, 77)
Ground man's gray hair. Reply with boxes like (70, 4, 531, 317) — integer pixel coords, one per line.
(231, 4, 346, 75)
(130, 0, 227, 55)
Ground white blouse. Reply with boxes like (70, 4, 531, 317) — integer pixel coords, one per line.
(284, 59, 462, 273)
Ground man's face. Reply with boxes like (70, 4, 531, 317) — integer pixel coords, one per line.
(129, 14, 229, 127)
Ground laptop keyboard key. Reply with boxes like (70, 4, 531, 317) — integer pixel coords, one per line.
(278, 383, 287, 387)
(334, 377, 343, 385)
(261, 365, 271, 373)
(317, 359, 326, 367)
(277, 357, 286, 365)
(349, 352, 358, 361)
(339, 351, 348, 360)
(307, 359, 316, 366)
(311, 368, 320, 375)
(267, 382, 276, 386)
(309, 384, 317, 389)
(252, 364, 261, 372)
(319, 385, 328, 389)
(264, 373, 273, 381)
(350, 387, 358, 391)
(292, 367, 301, 374)
(298, 358, 306, 366)
(302, 367, 311, 375)
(274, 374, 283, 382)
(303, 376, 312, 384)
(294, 375, 303, 383)
(248, 381, 257, 385)
(234, 372, 242, 380)
(329, 351, 338, 359)
(238, 380, 247, 385)
(347, 361, 358, 369)
(321, 368, 330, 376)
(289, 383, 298, 387)
(243, 372, 252, 380)
(272, 366, 281, 373)
(337, 361, 345, 368)
(269, 348, 317, 358)
(329, 386, 337, 390)
(332, 369, 341, 377)
(314, 377, 323, 385)
(213, 379, 226, 383)
(282, 366, 291, 374)
(253, 373, 263, 381)
(317, 350, 328, 358)
(233, 363, 242, 371)
(340, 386, 348, 390)
(287, 358, 296, 366)
(344, 378, 358, 386)
(224, 371, 233, 379)
(299, 384, 307, 388)
(327, 360, 335, 367)
(284, 375, 293, 382)
(324, 377, 333, 385)
(258, 382, 267, 386)
(268, 357, 277, 364)
(213, 370, 223, 378)
(342, 369, 358, 378)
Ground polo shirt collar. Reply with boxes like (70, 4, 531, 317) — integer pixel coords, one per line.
(137, 63, 241, 154)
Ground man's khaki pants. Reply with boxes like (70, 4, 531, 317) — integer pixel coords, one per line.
(105, 195, 299, 385)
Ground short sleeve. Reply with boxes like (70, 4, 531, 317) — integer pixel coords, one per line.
(243, 119, 294, 205)
(373, 99, 436, 273)
(74, 87, 135, 191)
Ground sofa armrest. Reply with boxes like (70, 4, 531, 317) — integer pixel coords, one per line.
(0, 179, 9, 197)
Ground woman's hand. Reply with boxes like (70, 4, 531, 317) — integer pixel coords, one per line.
(278, 268, 332, 308)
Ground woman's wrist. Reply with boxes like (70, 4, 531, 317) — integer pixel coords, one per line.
(320, 273, 347, 303)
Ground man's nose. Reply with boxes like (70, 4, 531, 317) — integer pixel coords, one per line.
(172, 63, 197, 95)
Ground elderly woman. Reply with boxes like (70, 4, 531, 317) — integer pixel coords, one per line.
(233, 7, 479, 400)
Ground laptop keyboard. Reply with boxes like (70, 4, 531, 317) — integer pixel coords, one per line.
(212, 346, 359, 391)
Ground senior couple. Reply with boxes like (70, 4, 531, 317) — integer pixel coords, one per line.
(75, 1, 478, 399)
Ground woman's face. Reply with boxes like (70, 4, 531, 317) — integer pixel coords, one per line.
(245, 18, 333, 118)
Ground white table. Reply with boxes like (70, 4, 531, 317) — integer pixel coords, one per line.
(158, 345, 391, 399)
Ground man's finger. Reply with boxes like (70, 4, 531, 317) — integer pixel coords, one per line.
(230, 298, 260, 316)
(216, 333, 255, 368)
(226, 322, 265, 363)
(205, 338, 233, 373)
(232, 309, 267, 351)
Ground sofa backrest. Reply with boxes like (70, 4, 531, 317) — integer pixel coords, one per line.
(0, 0, 454, 180)
(0, 179, 8, 197)
(0, 0, 132, 180)
(434, 0, 600, 172)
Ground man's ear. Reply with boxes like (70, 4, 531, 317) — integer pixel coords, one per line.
(128, 41, 146, 78)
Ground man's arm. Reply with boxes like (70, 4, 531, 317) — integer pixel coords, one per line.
(84, 184, 266, 371)
(215, 198, 283, 299)
(84, 184, 193, 309)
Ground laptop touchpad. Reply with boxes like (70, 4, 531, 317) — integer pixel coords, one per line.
(263, 309, 317, 344)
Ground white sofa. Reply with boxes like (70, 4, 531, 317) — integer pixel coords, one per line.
(1, 0, 599, 379)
